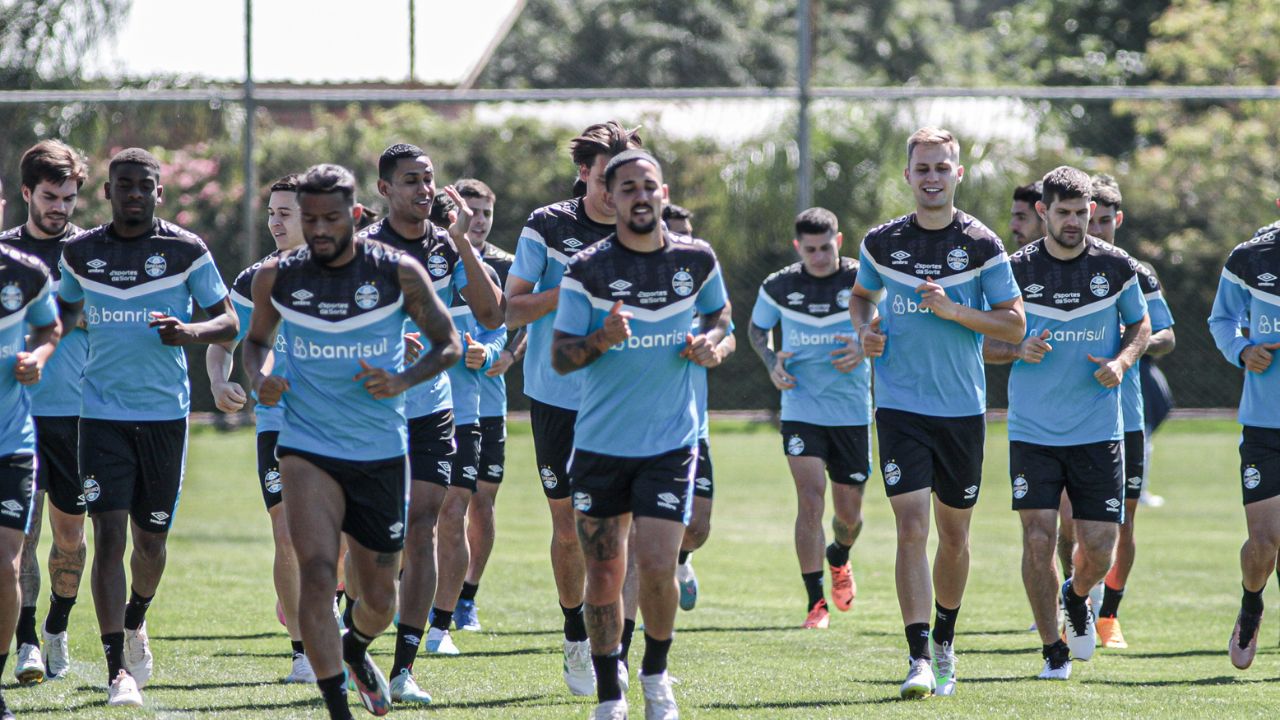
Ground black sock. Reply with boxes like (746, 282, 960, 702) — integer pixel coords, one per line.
(102, 631, 125, 682)
(391, 624, 423, 677)
(825, 541, 851, 568)
(561, 603, 588, 642)
(430, 608, 453, 631)
(123, 589, 153, 631)
(592, 647, 623, 703)
(932, 603, 960, 646)
(15, 606, 38, 647)
(1099, 584, 1125, 618)
(1242, 585, 1265, 616)
(45, 592, 76, 635)
(1042, 640, 1069, 667)
(1062, 579, 1088, 607)
(641, 633, 672, 676)
(678, 550, 691, 566)
(802, 571, 824, 609)
(620, 619, 637, 666)
(291, 640, 305, 659)
(342, 598, 355, 630)
(342, 623, 375, 669)
(1062, 579, 1090, 631)
(905, 623, 930, 661)
(460, 582, 479, 602)
(317, 672, 354, 720)
(0, 653, 7, 677)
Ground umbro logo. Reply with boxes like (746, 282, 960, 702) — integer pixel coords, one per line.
(403, 634, 420, 647)
(786, 292, 805, 305)
(150, 511, 170, 524)
(963, 485, 979, 499)
(1024, 283, 1044, 297)
(609, 279, 633, 292)
(0, 500, 22, 516)
(656, 492, 680, 511)
(488, 464, 503, 476)
(1260, 273, 1278, 285)
(437, 461, 452, 477)
(1106, 498, 1121, 511)
(87, 258, 108, 271)
(564, 238, 584, 249)
(389, 521, 405, 539)
(890, 250, 911, 263)
(292, 289, 314, 302)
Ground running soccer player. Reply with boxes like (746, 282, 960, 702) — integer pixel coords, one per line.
(553, 149, 729, 720)
(243, 164, 460, 720)
(0, 140, 87, 684)
(58, 148, 238, 707)
(205, 173, 315, 683)
(661, 204, 693, 236)
(505, 121, 642, 694)
(1208, 215, 1280, 672)
(1087, 173, 1176, 650)
(750, 207, 871, 629)
(850, 127, 1025, 698)
(1010, 182, 1045, 248)
(984, 166, 1150, 680)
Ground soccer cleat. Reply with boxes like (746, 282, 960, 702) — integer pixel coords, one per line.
(345, 651, 391, 716)
(124, 622, 154, 687)
(830, 562, 856, 612)
(619, 659, 631, 694)
(15, 643, 44, 685)
(1038, 643, 1072, 680)
(563, 639, 596, 696)
(1231, 610, 1263, 670)
(284, 653, 316, 684)
(426, 626, 460, 655)
(454, 598, 482, 631)
(677, 560, 699, 611)
(899, 656, 935, 699)
(107, 669, 144, 707)
(1138, 490, 1165, 508)
(1088, 581, 1104, 622)
(1097, 617, 1129, 649)
(42, 626, 70, 679)
(389, 668, 433, 704)
(1061, 582, 1096, 661)
(591, 698, 629, 720)
(930, 637, 957, 696)
(640, 671, 678, 720)
(803, 598, 830, 629)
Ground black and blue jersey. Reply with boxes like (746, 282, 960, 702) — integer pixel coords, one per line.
(1121, 260, 1174, 432)
(0, 243, 59, 455)
(231, 250, 288, 432)
(447, 262, 507, 427)
(477, 242, 515, 419)
(1209, 226, 1280, 429)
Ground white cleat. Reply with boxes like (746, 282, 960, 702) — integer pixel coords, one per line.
(107, 669, 144, 707)
(930, 638, 957, 696)
(640, 671, 678, 719)
(389, 668, 433, 704)
(283, 653, 316, 684)
(1088, 581, 1105, 622)
(899, 656, 935, 699)
(1038, 645, 1072, 680)
(425, 626, 460, 655)
(124, 622, 154, 687)
(591, 698, 628, 720)
(15, 643, 44, 685)
(1062, 584, 1097, 661)
(563, 639, 596, 696)
(42, 627, 70, 679)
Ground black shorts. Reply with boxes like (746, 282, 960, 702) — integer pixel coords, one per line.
(0, 454, 36, 532)
(780, 421, 872, 485)
(569, 447, 696, 522)
(79, 418, 187, 533)
(876, 408, 985, 509)
(692, 439, 714, 499)
(1009, 440, 1125, 523)
(408, 410, 455, 487)
(277, 446, 409, 553)
(531, 399, 576, 500)
(452, 423, 482, 493)
(257, 430, 284, 511)
(34, 416, 82, 515)
(478, 416, 506, 484)
(1123, 429, 1145, 500)
(1240, 426, 1280, 506)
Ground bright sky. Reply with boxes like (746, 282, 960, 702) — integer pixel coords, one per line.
(85, 0, 521, 84)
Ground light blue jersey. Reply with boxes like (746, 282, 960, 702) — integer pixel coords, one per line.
(556, 234, 727, 457)
(478, 242, 515, 419)
(0, 244, 58, 456)
(447, 264, 507, 426)
(1209, 227, 1280, 429)
(1121, 261, 1175, 432)
(59, 220, 229, 421)
(231, 251, 286, 432)
(1007, 238, 1148, 446)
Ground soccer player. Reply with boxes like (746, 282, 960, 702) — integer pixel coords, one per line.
(1087, 173, 1176, 649)
(0, 140, 87, 683)
(205, 173, 315, 683)
(1010, 182, 1045, 248)
(58, 148, 238, 706)
(984, 166, 1151, 680)
(850, 127, 1025, 698)
(750, 207, 871, 629)
(553, 149, 729, 720)
(243, 164, 459, 720)
(357, 144, 502, 701)
(505, 121, 642, 694)
(1208, 214, 1280, 672)
(661, 204, 693, 236)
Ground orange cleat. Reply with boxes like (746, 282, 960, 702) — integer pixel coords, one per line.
(1097, 617, 1128, 649)
(830, 562, 856, 612)
(803, 599, 830, 629)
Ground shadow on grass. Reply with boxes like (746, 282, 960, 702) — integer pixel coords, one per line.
(148, 679, 285, 690)
(699, 697, 901, 709)
(420, 647, 559, 659)
(1083, 676, 1277, 687)
(679, 625, 812, 634)
(429, 693, 560, 709)
(1123, 649, 1226, 659)
(155, 631, 282, 641)
(479, 628, 562, 638)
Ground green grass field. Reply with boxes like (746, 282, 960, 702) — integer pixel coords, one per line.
(7, 418, 1277, 718)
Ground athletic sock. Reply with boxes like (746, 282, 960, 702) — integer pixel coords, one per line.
(640, 633, 672, 676)
(45, 592, 76, 635)
(317, 672, 355, 720)
(1099, 584, 1125, 619)
(460, 582, 479, 602)
(1062, 579, 1090, 632)
(905, 623, 930, 661)
(592, 647, 624, 703)
(561, 603, 588, 642)
(102, 631, 125, 682)
(802, 571, 824, 609)
(429, 608, 453, 631)
(291, 640, 306, 659)
(932, 603, 960, 646)
(390, 624, 423, 677)
(341, 623, 375, 669)
(1242, 584, 1265, 616)
(620, 618, 637, 667)
(825, 540, 851, 568)
(0, 653, 7, 677)
(1239, 585, 1265, 649)
(341, 597, 355, 630)
(1042, 640, 1070, 667)
(677, 550, 691, 566)
(15, 606, 38, 647)
(123, 589, 153, 631)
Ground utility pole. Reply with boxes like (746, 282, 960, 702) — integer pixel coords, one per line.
(243, 0, 258, 266)
(796, 0, 813, 213)
(409, 0, 417, 82)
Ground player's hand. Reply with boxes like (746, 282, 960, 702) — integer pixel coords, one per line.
(858, 316, 885, 358)
(464, 332, 488, 369)
(404, 332, 423, 365)
(485, 349, 515, 377)
(213, 380, 248, 412)
(770, 351, 797, 390)
(255, 375, 290, 406)
(595, 300, 632, 349)
(149, 312, 197, 345)
(916, 277, 959, 320)
(681, 333, 721, 368)
(1019, 329, 1053, 364)
(13, 351, 41, 385)
(1241, 342, 1280, 374)
(1087, 353, 1126, 388)
(829, 334, 864, 373)
(355, 358, 409, 399)
(443, 185, 474, 248)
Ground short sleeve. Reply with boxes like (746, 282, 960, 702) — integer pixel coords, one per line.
(24, 278, 57, 327)
(855, 242, 883, 292)
(553, 273, 594, 337)
(1117, 278, 1148, 326)
(188, 253, 230, 309)
(511, 225, 549, 285)
(57, 255, 83, 303)
(980, 254, 1020, 306)
(750, 285, 781, 329)
(694, 264, 727, 316)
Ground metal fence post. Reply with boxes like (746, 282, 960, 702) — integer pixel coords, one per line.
(796, 0, 813, 214)
(242, 0, 258, 267)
